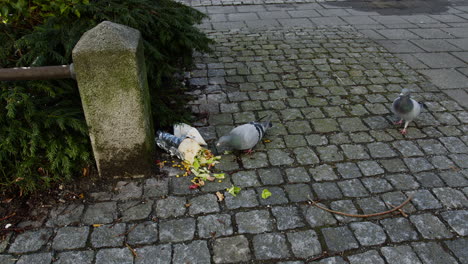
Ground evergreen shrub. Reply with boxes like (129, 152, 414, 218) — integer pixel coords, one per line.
(0, 0, 212, 194)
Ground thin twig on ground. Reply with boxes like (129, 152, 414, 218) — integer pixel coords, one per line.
(308, 196, 413, 218)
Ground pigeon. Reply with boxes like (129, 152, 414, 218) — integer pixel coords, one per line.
(216, 115, 272, 153)
(391, 88, 425, 135)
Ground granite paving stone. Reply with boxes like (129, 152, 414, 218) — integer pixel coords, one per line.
(197, 214, 233, 238)
(213, 236, 251, 263)
(82, 202, 118, 225)
(90, 223, 126, 248)
(189, 193, 220, 215)
(55, 251, 94, 264)
(412, 242, 458, 264)
(52, 226, 89, 250)
(445, 238, 468, 264)
(45, 203, 84, 227)
(380, 217, 419, 242)
(271, 206, 306, 230)
(284, 183, 313, 202)
(410, 214, 453, 239)
(236, 210, 274, 234)
(154, 196, 186, 219)
(119, 200, 153, 221)
(135, 245, 172, 264)
(224, 188, 259, 209)
(9, 229, 52, 254)
(127, 221, 158, 245)
(287, 230, 322, 258)
(322, 226, 359, 252)
(330, 200, 358, 223)
(172, 240, 211, 264)
(95, 248, 133, 264)
(440, 210, 468, 236)
(159, 218, 196, 243)
(433, 188, 468, 208)
(350, 222, 387, 246)
(253, 233, 290, 260)
(16, 253, 53, 264)
(381, 245, 422, 264)
(348, 250, 385, 264)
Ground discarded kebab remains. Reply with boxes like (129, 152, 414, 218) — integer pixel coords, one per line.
(155, 123, 225, 190)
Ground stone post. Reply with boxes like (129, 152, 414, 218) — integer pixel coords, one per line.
(72, 21, 155, 177)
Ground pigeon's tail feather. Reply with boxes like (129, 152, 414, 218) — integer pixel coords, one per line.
(258, 114, 273, 129)
(420, 102, 427, 109)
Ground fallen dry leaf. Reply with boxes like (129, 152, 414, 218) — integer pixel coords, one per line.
(185, 203, 191, 208)
(92, 224, 102, 227)
(216, 191, 224, 202)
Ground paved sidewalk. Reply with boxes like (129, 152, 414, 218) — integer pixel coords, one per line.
(1, 0, 467, 263)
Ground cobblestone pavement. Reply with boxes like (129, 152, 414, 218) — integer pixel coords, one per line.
(1, 0, 468, 264)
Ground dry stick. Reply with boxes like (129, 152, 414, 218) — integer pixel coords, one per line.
(308, 196, 413, 218)
(386, 202, 408, 217)
(0, 212, 16, 222)
(125, 243, 138, 258)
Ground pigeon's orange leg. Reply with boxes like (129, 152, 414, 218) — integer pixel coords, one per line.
(244, 149, 254, 155)
(400, 121, 410, 135)
(394, 119, 403, 126)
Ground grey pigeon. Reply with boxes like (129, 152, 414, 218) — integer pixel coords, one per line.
(391, 88, 424, 134)
(217, 115, 272, 153)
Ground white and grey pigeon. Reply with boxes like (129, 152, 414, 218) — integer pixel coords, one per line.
(216, 115, 272, 153)
(391, 88, 425, 135)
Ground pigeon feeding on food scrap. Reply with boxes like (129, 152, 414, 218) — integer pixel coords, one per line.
(216, 115, 272, 154)
(391, 88, 426, 135)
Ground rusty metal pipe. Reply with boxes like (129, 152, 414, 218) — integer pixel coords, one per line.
(0, 64, 75, 81)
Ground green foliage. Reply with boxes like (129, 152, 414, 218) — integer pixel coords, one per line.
(0, 0, 212, 194)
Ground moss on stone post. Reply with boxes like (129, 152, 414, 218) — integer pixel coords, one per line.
(72, 21, 155, 177)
